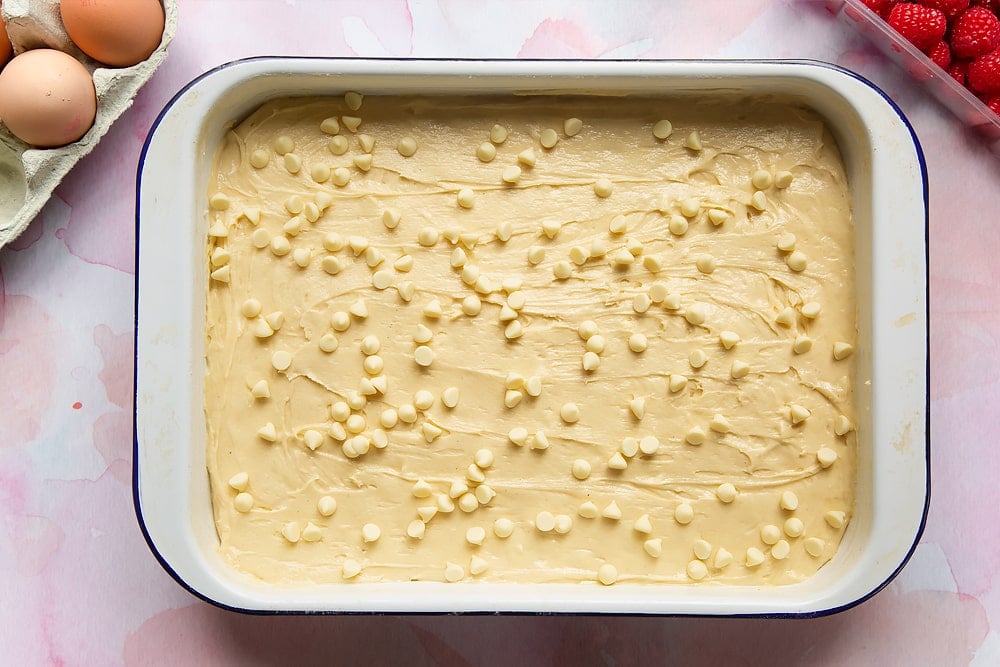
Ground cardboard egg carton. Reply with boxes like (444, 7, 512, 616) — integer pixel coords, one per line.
(0, 0, 177, 251)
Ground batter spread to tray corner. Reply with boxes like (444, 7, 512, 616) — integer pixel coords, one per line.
(204, 92, 856, 586)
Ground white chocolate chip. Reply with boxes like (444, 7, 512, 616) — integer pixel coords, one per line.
(328, 135, 349, 155)
(517, 148, 536, 167)
(497, 164, 521, 185)
(786, 250, 808, 272)
(593, 178, 613, 198)
(560, 402, 580, 424)
(493, 518, 514, 539)
(579, 501, 599, 519)
(571, 459, 591, 480)
(580, 350, 602, 372)
(466, 526, 486, 546)
(462, 295, 482, 317)
(611, 248, 634, 267)
(273, 135, 294, 155)
(457, 188, 475, 209)
(674, 503, 695, 524)
(554, 514, 573, 534)
(751, 169, 773, 190)
(780, 490, 799, 511)
(602, 501, 622, 520)
(597, 563, 618, 586)
(525, 376, 543, 397)
(731, 360, 750, 379)
(718, 331, 740, 350)
(496, 222, 514, 243)
(620, 437, 639, 458)
(684, 302, 708, 325)
(761, 524, 782, 545)
(687, 560, 709, 581)
(540, 128, 559, 149)
(707, 208, 730, 226)
(679, 197, 700, 219)
(688, 348, 708, 369)
(269, 236, 290, 257)
(281, 522, 301, 543)
(250, 380, 270, 399)
(750, 190, 767, 212)
(228, 472, 249, 493)
(746, 547, 766, 567)
(530, 430, 550, 451)
(801, 301, 822, 319)
(789, 404, 811, 425)
(331, 166, 351, 187)
(362, 523, 381, 543)
(490, 124, 508, 144)
(835, 415, 854, 436)
(349, 298, 368, 319)
(716, 483, 738, 503)
(653, 119, 673, 139)
(371, 429, 388, 449)
(639, 435, 660, 456)
(318, 333, 339, 353)
(693, 539, 713, 560)
(669, 374, 688, 393)
(378, 408, 398, 429)
(393, 254, 413, 273)
(397, 136, 417, 157)
(449, 481, 468, 499)
(774, 170, 794, 188)
(696, 254, 716, 274)
(417, 226, 440, 247)
(475, 485, 496, 505)
(634, 514, 653, 534)
(504, 389, 523, 408)
(628, 333, 648, 353)
(346, 414, 366, 434)
(249, 149, 269, 169)
(303, 430, 324, 451)
(643, 538, 663, 558)
(684, 130, 702, 151)
(535, 511, 556, 533)
(771, 539, 791, 560)
(833, 342, 855, 360)
(804, 537, 825, 557)
(422, 423, 443, 443)
(421, 504, 441, 521)
(271, 350, 292, 372)
(784, 517, 804, 538)
(347, 391, 367, 411)
(505, 372, 525, 390)
(476, 141, 497, 162)
(777, 232, 797, 252)
(713, 548, 733, 569)
(628, 396, 645, 420)
(584, 335, 606, 354)
(414, 389, 435, 411)
(564, 117, 583, 137)
(709, 414, 732, 434)
(508, 427, 529, 446)
(381, 208, 401, 230)
(817, 447, 838, 468)
(444, 562, 465, 582)
(825, 510, 847, 529)
(406, 520, 426, 540)
(317, 495, 338, 517)
(608, 452, 628, 470)
(668, 215, 688, 237)
(504, 320, 524, 340)
(331, 402, 350, 422)
(661, 291, 680, 309)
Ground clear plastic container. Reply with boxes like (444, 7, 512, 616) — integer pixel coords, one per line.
(826, 0, 1000, 156)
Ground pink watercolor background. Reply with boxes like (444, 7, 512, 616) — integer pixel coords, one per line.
(1, 0, 998, 664)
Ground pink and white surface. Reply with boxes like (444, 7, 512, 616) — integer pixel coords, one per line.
(0, 1, 995, 664)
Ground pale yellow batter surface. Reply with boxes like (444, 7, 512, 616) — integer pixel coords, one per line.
(204, 94, 856, 586)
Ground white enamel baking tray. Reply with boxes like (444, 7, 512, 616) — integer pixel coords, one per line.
(134, 58, 929, 616)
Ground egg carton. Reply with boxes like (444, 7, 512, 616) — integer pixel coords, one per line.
(0, 0, 177, 251)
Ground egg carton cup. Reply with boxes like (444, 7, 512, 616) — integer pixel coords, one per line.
(0, 0, 177, 251)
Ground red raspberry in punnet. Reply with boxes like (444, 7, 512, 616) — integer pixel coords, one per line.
(950, 6, 1000, 59)
(948, 59, 970, 83)
(861, 0, 897, 17)
(920, 0, 971, 19)
(927, 40, 953, 67)
(986, 94, 1000, 115)
(887, 3, 948, 50)
(968, 47, 1000, 92)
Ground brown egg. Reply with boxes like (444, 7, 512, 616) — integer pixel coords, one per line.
(0, 49, 97, 148)
(60, 0, 164, 67)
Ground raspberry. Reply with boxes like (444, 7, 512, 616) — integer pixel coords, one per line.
(950, 7, 1000, 59)
(861, 0, 896, 16)
(968, 47, 1000, 92)
(921, 0, 971, 18)
(927, 40, 952, 67)
(887, 3, 948, 51)
(986, 94, 1000, 115)
(948, 59, 970, 83)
